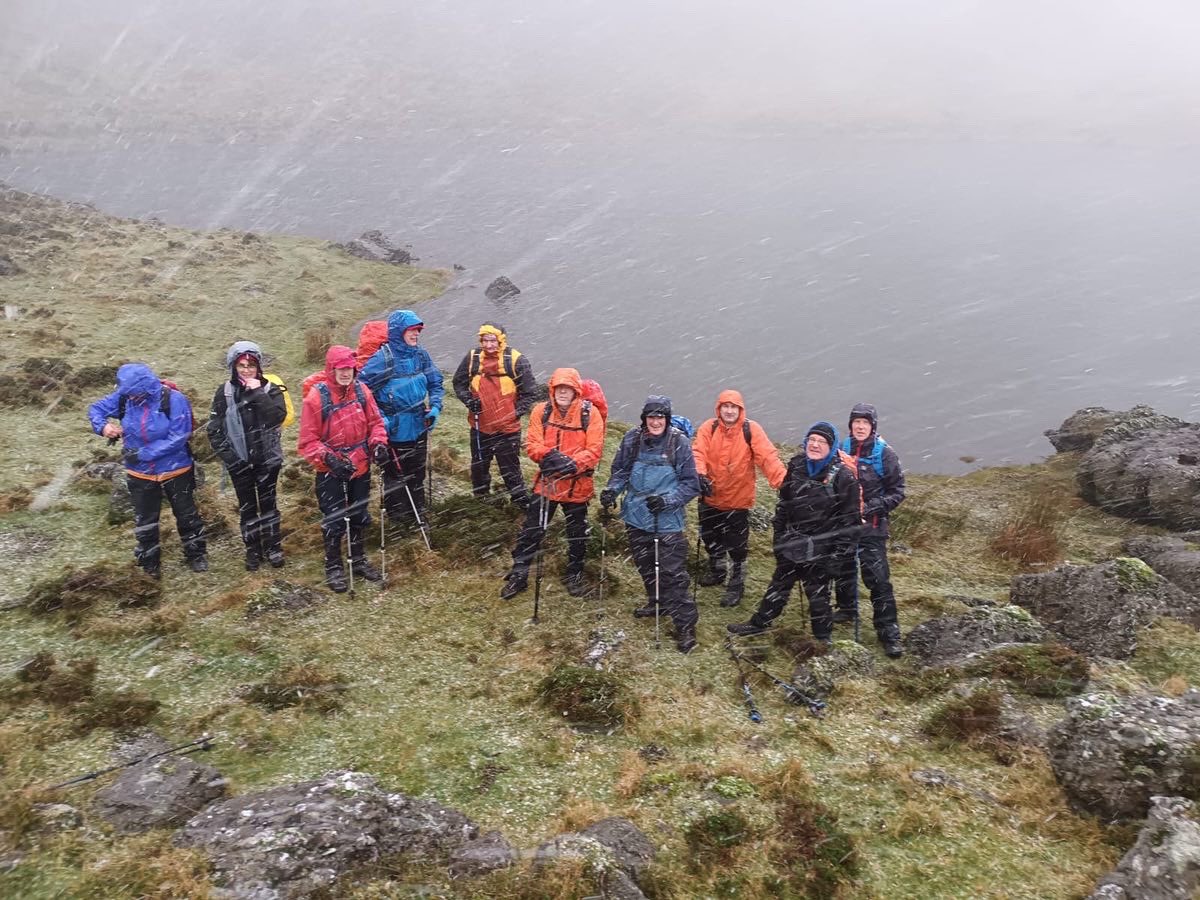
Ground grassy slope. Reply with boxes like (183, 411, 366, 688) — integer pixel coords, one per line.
(0, 187, 1196, 898)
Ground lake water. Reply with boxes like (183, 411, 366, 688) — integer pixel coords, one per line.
(7, 128, 1199, 471)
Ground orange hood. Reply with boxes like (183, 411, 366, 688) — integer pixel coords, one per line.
(713, 389, 746, 427)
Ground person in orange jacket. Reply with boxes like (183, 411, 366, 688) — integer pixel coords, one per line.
(500, 367, 605, 600)
(691, 389, 787, 607)
(298, 345, 390, 593)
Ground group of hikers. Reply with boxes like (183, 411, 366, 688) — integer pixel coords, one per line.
(86, 310, 907, 659)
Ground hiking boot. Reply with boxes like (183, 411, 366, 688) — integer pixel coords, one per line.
(878, 625, 904, 659)
(564, 571, 587, 598)
(142, 563, 161, 581)
(351, 558, 383, 583)
(325, 563, 348, 594)
(832, 608, 856, 624)
(500, 570, 528, 600)
(816, 636, 833, 649)
(267, 547, 285, 568)
(726, 620, 770, 637)
(698, 566, 727, 588)
(633, 603, 661, 619)
(720, 563, 745, 608)
(675, 622, 698, 654)
(245, 547, 262, 572)
(187, 556, 209, 573)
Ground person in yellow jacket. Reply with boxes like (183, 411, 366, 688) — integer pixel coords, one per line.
(691, 389, 787, 607)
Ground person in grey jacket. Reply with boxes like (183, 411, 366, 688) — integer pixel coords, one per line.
(207, 341, 289, 570)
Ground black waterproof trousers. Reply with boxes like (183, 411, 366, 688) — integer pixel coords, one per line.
(698, 503, 750, 565)
(381, 433, 427, 523)
(833, 536, 899, 632)
(316, 472, 372, 541)
(627, 527, 697, 629)
(230, 464, 282, 554)
(751, 557, 834, 640)
(470, 430, 529, 506)
(128, 469, 206, 569)
(511, 495, 588, 575)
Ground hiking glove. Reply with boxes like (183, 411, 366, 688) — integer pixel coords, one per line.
(645, 494, 667, 513)
(698, 475, 715, 497)
(863, 499, 885, 517)
(324, 453, 355, 481)
(121, 448, 140, 466)
(424, 408, 440, 430)
(465, 397, 483, 415)
(600, 488, 618, 510)
(541, 449, 575, 476)
(372, 445, 390, 466)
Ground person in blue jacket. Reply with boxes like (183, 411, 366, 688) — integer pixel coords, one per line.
(600, 396, 701, 653)
(359, 310, 445, 526)
(88, 363, 207, 578)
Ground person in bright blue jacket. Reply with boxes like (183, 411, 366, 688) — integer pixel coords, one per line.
(87, 363, 207, 578)
(600, 396, 701, 653)
(359, 310, 445, 525)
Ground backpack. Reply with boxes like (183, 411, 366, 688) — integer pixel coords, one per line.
(542, 398, 593, 432)
(638, 425, 688, 467)
(580, 379, 608, 422)
(314, 381, 368, 425)
(469, 346, 518, 381)
(670, 415, 694, 439)
(117, 379, 198, 433)
(356, 321, 389, 368)
(264, 373, 294, 427)
(710, 418, 754, 463)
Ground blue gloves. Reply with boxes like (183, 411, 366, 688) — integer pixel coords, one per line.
(425, 408, 440, 431)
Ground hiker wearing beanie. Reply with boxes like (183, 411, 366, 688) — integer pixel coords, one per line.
(834, 402, 906, 658)
(600, 396, 702, 653)
(500, 367, 604, 600)
(359, 310, 444, 528)
(452, 323, 536, 508)
(88, 363, 207, 578)
(207, 341, 290, 571)
(298, 345, 390, 593)
(692, 389, 787, 607)
(728, 421, 861, 644)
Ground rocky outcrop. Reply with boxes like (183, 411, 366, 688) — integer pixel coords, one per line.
(93, 753, 227, 833)
(1010, 558, 1200, 659)
(1074, 408, 1200, 530)
(1048, 692, 1200, 822)
(792, 640, 876, 699)
(448, 830, 517, 879)
(1086, 796, 1200, 899)
(484, 276, 520, 300)
(534, 816, 656, 899)
(335, 230, 415, 265)
(1046, 407, 1136, 453)
(1124, 535, 1200, 600)
(904, 605, 1045, 668)
(175, 771, 476, 899)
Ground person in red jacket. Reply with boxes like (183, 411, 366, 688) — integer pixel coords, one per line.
(500, 367, 605, 600)
(298, 345, 390, 593)
(691, 390, 787, 607)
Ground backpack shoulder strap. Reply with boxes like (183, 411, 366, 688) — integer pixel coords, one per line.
(541, 402, 551, 427)
(580, 399, 591, 432)
(468, 348, 482, 378)
(316, 381, 333, 422)
(159, 385, 173, 416)
(502, 347, 516, 380)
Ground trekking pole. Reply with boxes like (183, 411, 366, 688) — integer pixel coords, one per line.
(532, 494, 549, 624)
(725, 638, 762, 723)
(425, 429, 434, 511)
(691, 533, 702, 605)
(597, 508, 608, 616)
(734, 648, 826, 717)
(852, 547, 862, 645)
(342, 480, 355, 598)
(379, 476, 387, 582)
(653, 511, 661, 651)
(403, 482, 433, 551)
(50, 735, 214, 790)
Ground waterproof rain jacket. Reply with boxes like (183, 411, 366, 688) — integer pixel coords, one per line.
(297, 346, 388, 478)
(526, 368, 606, 502)
(772, 451, 861, 563)
(359, 310, 445, 442)
(607, 426, 701, 533)
(88, 363, 195, 481)
(838, 433, 905, 537)
(692, 390, 786, 510)
(207, 341, 288, 471)
(452, 325, 536, 435)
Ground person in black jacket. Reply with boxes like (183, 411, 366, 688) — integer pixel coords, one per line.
(207, 341, 289, 570)
(833, 402, 906, 657)
(727, 421, 860, 644)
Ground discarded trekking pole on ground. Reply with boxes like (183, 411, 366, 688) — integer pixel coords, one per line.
(532, 495, 549, 624)
(653, 511, 662, 651)
(726, 639, 762, 723)
(729, 643, 826, 717)
(51, 735, 214, 790)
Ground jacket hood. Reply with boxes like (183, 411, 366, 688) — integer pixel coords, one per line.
(848, 402, 878, 434)
(115, 363, 161, 401)
(386, 309, 424, 347)
(640, 394, 672, 427)
(356, 321, 389, 367)
(714, 389, 746, 426)
(226, 340, 264, 378)
(548, 367, 582, 396)
(478, 322, 508, 354)
(324, 344, 358, 377)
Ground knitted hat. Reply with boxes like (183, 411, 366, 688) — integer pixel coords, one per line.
(806, 421, 837, 448)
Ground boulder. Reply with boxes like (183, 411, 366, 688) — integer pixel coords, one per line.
(484, 276, 520, 300)
(791, 640, 876, 700)
(448, 830, 516, 878)
(1048, 691, 1200, 822)
(534, 816, 655, 897)
(1010, 558, 1200, 659)
(1123, 535, 1200, 600)
(107, 478, 134, 526)
(175, 771, 477, 899)
(93, 753, 227, 833)
(1076, 412, 1200, 530)
(1086, 796, 1200, 900)
(1046, 407, 1145, 454)
(905, 605, 1045, 668)
(336, 230, 414, 265)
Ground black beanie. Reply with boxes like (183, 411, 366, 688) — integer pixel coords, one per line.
(641, 395, 672, 428)
(806, 421, 837, 448)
